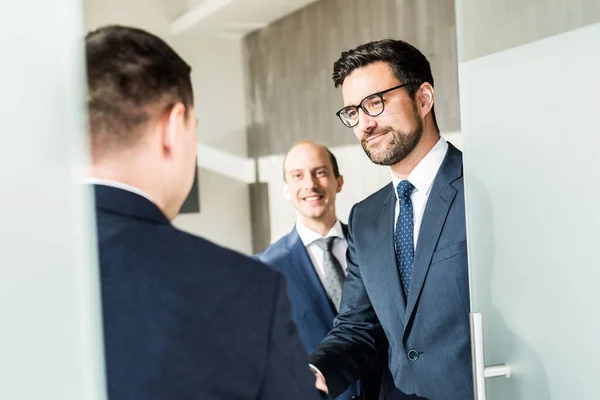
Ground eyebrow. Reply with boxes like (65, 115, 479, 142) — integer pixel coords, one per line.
(344, 83, 405, 108)
(345, 91, 378, 108)
(286, 166, 329, 174)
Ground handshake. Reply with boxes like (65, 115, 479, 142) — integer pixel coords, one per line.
(310, 365, 329, 394)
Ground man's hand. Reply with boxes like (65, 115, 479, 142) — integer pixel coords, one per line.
(309, 365, 328, 394)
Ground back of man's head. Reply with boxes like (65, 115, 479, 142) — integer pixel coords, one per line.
(86, 25, 198, 220)
(86, 25, 193, 156)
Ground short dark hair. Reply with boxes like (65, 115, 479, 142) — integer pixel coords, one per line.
(283, 142, 341, 181)
(85, 25, 193, 152)
(332, 39, 438, 128)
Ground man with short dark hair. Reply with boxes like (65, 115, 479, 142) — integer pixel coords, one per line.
(86, 25, 319, 400)
(309, 39, 473, 399)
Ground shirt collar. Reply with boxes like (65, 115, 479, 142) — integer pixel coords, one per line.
(296, 219, 344, 247)
(85, 178, 155, 203)
(391, 136, 449, 199)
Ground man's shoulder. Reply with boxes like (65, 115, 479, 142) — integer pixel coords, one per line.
(354, 182, 393, 213)
(254, 229, 296, 267)
(168, 226, 277, 278)
(99, 214, 279, 284)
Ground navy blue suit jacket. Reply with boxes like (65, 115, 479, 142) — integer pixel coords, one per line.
(256, 226, 379, 400)
(308, 144, 473, 400)
(94, 185, 320, 400)
(255, 227, 344, 354)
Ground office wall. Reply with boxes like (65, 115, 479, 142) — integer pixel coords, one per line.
(457, 0, 600, 62)
(174, 167, 253, 253)
(244, 0, 461, 251)
(172, 36, 253, 254)
(244, 0, 398, 157)
(176, 35, 249, 157)
(244, 0, 460, 157)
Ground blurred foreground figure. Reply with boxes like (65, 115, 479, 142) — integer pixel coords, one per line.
(85, 25, 319, 400)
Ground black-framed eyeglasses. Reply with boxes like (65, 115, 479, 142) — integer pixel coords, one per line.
(335, 83, 409, 128)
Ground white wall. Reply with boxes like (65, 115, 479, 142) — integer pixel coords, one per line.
(174, 167, 253, 253)
(171, 35, 253, 254)
(173, 35, 249, 157)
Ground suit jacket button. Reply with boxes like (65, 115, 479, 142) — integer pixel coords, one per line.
(408, 349, 419, 361)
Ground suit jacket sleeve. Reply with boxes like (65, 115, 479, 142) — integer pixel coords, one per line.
(308, 206, 387, 398)
(257, 273, 322, 400)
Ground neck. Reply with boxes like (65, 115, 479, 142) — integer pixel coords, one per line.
(390, 126, 440, 180)
(91, 158, 175, 220)
(299, 213, 337, 237)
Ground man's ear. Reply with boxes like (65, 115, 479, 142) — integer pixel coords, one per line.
(416, 83, 435, 118)
(283, 182, 291, 200)
(161, 103, 186, 156)
(336, 175, 344, 193)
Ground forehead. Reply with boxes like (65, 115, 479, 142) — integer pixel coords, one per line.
(284, 143, 331, 171)
(341, 62, 400, 106)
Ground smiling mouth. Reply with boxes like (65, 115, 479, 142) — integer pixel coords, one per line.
(366, 132, 388, 142)
(303, 195, 324, 202)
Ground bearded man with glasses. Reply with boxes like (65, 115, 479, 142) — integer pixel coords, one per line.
(308, 39, 472, 400)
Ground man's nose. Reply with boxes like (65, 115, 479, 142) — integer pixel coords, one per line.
(356, 108, 377, 133)
(301, 174, 319, 189)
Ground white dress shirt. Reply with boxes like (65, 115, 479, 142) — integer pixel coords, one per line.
(85, 178, 155, 203)
(295, 219, 348, 289)
(391, 137, 449, 249)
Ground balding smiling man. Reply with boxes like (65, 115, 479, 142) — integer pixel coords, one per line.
(255, 141, 381, 400)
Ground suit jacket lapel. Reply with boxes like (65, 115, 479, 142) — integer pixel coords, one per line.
(404, 144, 462, 326)
(286, 229, 336, 325)
(373, 185, 407, 318)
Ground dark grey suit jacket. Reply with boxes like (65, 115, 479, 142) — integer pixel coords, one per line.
(309, 143, 473, 400)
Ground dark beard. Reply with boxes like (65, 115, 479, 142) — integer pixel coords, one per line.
(361, 116, 423, 166)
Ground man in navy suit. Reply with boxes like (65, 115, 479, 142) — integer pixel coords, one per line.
(85, 25, 320, 400)
(308, 40, 473, 400)
(256, 142, 373, 399)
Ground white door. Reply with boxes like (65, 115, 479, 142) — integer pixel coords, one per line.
(459, 22, 600, 400)
(0, 1, 107, 399)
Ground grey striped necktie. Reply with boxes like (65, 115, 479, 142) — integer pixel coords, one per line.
(313, 237, 345, 311)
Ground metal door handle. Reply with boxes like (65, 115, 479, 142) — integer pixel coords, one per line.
(470, 312, 511, 399)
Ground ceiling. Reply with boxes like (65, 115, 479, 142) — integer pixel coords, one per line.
(170, 0, 322, 36)
(84, 0, 320, 37)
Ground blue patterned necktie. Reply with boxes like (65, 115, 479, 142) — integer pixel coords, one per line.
(395, 180, 415, 298)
